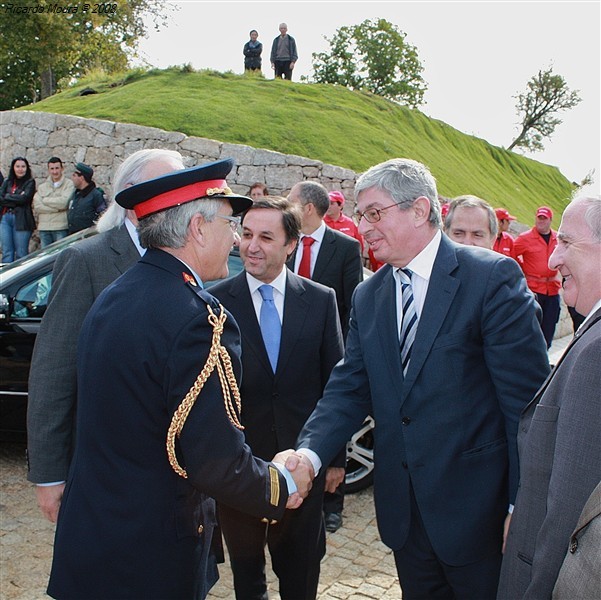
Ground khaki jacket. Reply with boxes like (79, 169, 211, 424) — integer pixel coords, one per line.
(33, 176, 74, 231)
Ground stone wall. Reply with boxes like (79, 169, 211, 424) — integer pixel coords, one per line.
(0, 110, 358, 201)
(0, 109, 573, 338)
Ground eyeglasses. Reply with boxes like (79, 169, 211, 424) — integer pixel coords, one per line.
(217, 214, 241, 231)
(356, 203, 400, 224)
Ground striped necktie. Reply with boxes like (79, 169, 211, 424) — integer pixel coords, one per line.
(259, 284, 281, 372)
(399, 268, 417, 375)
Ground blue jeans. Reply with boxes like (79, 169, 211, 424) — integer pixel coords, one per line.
(0, 212, 32, 263)
(39, 229, 69, 248)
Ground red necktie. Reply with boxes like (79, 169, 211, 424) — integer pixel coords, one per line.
(298, 236, 315, 278)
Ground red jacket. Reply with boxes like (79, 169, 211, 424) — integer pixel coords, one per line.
(513, 227, 561, 295)
(493, 232, 515, 258)
(324, 213, 363, 249)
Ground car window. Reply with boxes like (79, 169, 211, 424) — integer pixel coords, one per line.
(12, 273, 53, 319)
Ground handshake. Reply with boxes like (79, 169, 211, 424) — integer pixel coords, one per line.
(272, 450, 315, 509)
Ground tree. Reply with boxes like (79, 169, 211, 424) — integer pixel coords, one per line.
(0, 0, 172, 110)
(508, 67, 581, 152)
(309, 18, 427, 108)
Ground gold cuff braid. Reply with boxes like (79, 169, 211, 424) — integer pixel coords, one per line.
(166, 304, 244, 478)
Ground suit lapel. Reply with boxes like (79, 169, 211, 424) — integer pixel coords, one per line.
(109, 224, 140, 274)
(402, 237, 459, 399)
(522, 306, 601, 416)
(276, 272, 311, 377)
(225, 273, 274, 375)
(312, 228, 335, 281)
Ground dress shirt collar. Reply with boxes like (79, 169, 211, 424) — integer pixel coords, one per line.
(301, 221, 326, 245)
(125, 217, 145, 256)
(246, 267, 288, 298)
(581, 299, 601, 329)
(395, 229, 442, 283)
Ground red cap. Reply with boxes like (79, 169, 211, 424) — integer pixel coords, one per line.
(328, 190, 346, 206)
(536, 206, 553, 220)
(495, 208, 516, 221)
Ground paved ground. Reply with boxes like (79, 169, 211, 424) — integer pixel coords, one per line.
(0, 442, 399, 600)
(0, 337, 570, 599)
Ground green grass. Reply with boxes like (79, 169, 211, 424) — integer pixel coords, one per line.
(21, 67, 576, 221)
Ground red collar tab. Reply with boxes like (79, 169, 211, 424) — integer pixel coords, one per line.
(134, 179, 230, 219)
(182, 272, 197, 286)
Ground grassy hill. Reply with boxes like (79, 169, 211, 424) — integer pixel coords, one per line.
(20, 67, 576, 222)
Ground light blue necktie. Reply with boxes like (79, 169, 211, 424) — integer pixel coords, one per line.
(259, 284, 281, 372)
(399, 268, 418, 375)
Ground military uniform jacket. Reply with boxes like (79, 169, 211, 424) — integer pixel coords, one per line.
(47, 249, 288, 600)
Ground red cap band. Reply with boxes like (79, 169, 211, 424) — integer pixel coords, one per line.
(133, 179, 229, 219)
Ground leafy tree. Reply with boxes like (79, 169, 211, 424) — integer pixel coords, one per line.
(0, 0, 171, 110)
(309, 18, 427, 108)
(508, 67, 581, 152)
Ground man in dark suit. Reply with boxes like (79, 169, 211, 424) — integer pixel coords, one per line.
(287, 180, 362, 337)
(27, 148, 186, 522)
(47, 160, 312, 600)
(287, 181, 363, 533)
(498, 195, 601, 600)
(285, 158, 550, 599)
(211, 196, 344, 600)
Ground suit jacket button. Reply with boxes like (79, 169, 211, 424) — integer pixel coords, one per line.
(402, 461, 408, 469)
(197, 525, 204, 535)
(401, 416, 411, 425)
(569, 537, 578, 553)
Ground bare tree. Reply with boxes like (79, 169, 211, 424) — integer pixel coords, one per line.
(508, 67, 581, 152)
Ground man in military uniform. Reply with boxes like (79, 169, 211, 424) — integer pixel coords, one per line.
(47, 159, 312, 600)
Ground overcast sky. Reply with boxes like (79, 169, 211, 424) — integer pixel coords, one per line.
(136, 1, 600, 195)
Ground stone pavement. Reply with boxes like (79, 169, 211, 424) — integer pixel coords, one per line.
(0, 336, 572, 599)
(0, 441, 400, 600)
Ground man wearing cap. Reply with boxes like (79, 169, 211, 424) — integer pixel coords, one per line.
(47, 159, 313, 600)
(444, 195, 498, 249)
(324, 190, 363, 247)
(498, 195, 601, 599)
(211, 195, 344, 599)
(67, 162, 107, 233)
(513, 206, 562, 348)
(493, 208, 517, 257)
(287, 181, 363, 337)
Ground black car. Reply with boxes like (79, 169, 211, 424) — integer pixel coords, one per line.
(0, 228, 374, 491)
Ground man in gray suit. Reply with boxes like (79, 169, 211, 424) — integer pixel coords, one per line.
(553, 481, 601, 599)
(27, 149, 185, 522)
(498, 195, 601, 600)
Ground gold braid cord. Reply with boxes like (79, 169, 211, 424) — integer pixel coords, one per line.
(166, 304, 244, 478)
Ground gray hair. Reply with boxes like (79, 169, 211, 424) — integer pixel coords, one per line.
(445, 195, 498, 238)
(355, 158, 441, 228)
(572, 195, 601, 243)
(294, 181, 330, 217)
(96, 149, 185, 232)
(138, 198, 223, 249)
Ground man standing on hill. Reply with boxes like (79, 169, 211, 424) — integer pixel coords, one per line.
(513, 206, 562, 348)
(271, 23, 298, 81)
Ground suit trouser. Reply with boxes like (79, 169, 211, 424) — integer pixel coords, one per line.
(393, 485, 502, 600)
(219, 474, 326, 600)
(274, 60, 293, 80)
(535, 292, 561, 349)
